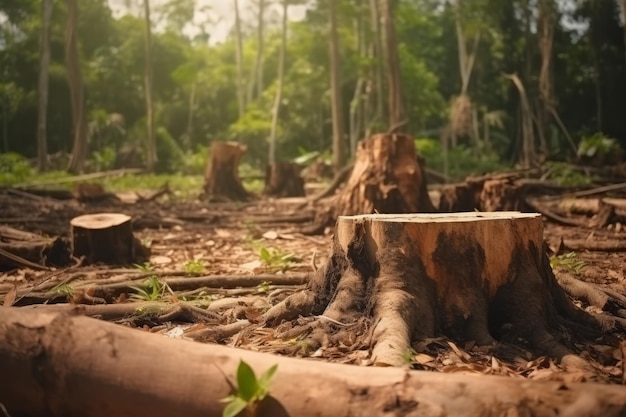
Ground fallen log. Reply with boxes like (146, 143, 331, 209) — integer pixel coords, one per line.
(0, 307, 625, 417)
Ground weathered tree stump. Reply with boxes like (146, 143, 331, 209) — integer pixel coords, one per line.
(335, 133, 435, 215)
(265, 212, 601, 367)
(203, 141, 250, 201)
(263, 162, 305, 197)
(71, 213, 146, 265)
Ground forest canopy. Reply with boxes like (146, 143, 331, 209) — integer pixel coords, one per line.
(0, 0, 625, 178)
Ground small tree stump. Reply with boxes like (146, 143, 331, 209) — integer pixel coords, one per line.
(265, 212, 601, 367)
(336, 133, 435, 216)
(71, 213, 138, 265)
(263, 162, 305, 197)
(203, 141, 250, 201)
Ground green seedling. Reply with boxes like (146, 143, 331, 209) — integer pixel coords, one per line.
(52, 283, 74, 299)
(256, 281, 271, 294)
(550, 252, 586, 274)
(401, 348, 418, 366)
(130, 275, 166, 301)
(133, 262, 155, 273)
(183, 259, 205, 275)
(259, 246, 299, 272)
(221, 360, 278, 417)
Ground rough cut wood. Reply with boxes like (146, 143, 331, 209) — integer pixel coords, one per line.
(70, 213, 141, 265)
(203, 141, 250, 201)
(263, 162, 305, 197)
(266, 212, 604, 368)
(1, 307, 625, 417)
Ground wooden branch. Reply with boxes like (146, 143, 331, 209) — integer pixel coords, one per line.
(14, 168, 144, 188)
(1, 307, 625, 417)
(561, 239, 626, 252)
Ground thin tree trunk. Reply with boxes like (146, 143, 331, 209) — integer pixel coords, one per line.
(268, 0, 288, 165)
(234, 0, 246, 118)
(248, 0, 265, 103)
(369, 0, 384, 124)
(65, 0, 88, 174)
(185, 81, 196, 150)
(349, 12, 366, 157)
(37, 0, 54, 172)
(538, 0, 554, 157)
(379, 0, 405, 129)
(143, 0, 156, 172)
(329, 0, 346, 173)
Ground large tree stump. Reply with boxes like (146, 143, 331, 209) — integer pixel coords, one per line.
(263, 162, 305, 197)
(203, 141, 250, 201)
(265, 212, 602, 367)
(71, 213, 147, 265)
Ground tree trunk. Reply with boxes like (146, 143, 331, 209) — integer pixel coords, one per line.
(70, 213, 145, 266)
(334, 133, 435, 216)
(379, 0, 405, 129)
(369, 0, 385, 124)
(329, 0, 346, 173)
(65, 0, 88, 174)
(248, 0, 265, 103)
(505, 73, 535, 168)
(265, 212, 603, 369)
(233, 0, 246, 118)
(36, 0, 53, 172)
(263, 162, 305, 198)
(2, 307, 625, 417)
(538, 0, 554, 157)
(143, 0, 156, 172)
(268, 0, 288, 165)
(203, 141, 250, 201)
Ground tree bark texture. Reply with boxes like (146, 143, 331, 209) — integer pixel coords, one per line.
(379, 0, 405, 128)
(1, 307, 625, 417)
(263, 162, 305, 198)
(333, 133, 435, 217)
(203, 141, 250, 201)
(265, 212, 603, 369)
(36, 0, 53, 172)
(328, 0, 346, 173)
(268, 0, 288, 165)
(65, 0, 88, 174)
(143, 0, 157, 171)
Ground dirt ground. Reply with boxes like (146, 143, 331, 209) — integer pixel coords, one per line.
(0, 187, 624, 385)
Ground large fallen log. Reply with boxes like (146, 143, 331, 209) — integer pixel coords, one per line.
(0, 307, 625, 417)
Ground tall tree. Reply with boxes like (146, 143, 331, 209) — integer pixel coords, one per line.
(329, 0, 346, 172)
(143, 0, 156, 171)
(537, 0, 555, 157)
(248, 0, 266, 103)
(369, 0, 385, 126)
(36, 0, 54, 172)
(65, 0, 88, 174)
(268, 0, 289, 165)
(233, 0, 246, 118)
(379, 0, 405, 129)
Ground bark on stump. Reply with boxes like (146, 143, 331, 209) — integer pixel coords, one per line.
(203, 141, 250, 201)
(335, 133, 435, 216)
(70, 213, 142, 265)
(265, 212, 600, 367)
(263, 162, 305, 197)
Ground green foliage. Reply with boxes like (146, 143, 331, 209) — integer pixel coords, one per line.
(183, 259, 205, 275)
(0, 153, 32, 185)
(52, 282, 75, 299)
(577, 133, 620, 159)
(258, 246, 298, 272)
(90, 146, 116, 172)
(415, 138, 507, 179)
(129, 275, 166, 302)
(401, 348, 418, 366)
(544, 162, 592, 187)
(550, 252, 586, 275)
(221, 361, 278, 417)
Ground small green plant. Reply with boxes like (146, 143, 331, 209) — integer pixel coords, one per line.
(259, 246, 298, 272)
(256, 281, 271, 294)
(401, 348, 418, 366)
(550, 252, 586, 274)
(130, 275, 166, 301)
(183, 259, 205, 275)
(577, 132, 619, 159)
(544, 162, 592, 187)
(221, 360, 278, 417)
(52, 283, 75, 299)
(133, 262, 155, 272)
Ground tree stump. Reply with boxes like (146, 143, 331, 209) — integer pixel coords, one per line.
(71, 213, 146, 265)
(335, 133, 435, 216)
(263, 162, 305, 197)
(265, 212, 601, 367)
(203, 141, 250, 201)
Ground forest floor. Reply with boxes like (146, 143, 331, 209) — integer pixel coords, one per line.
(0, 184, 625, 385)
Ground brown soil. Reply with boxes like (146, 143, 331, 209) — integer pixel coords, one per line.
(0, 188, 624, 384)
